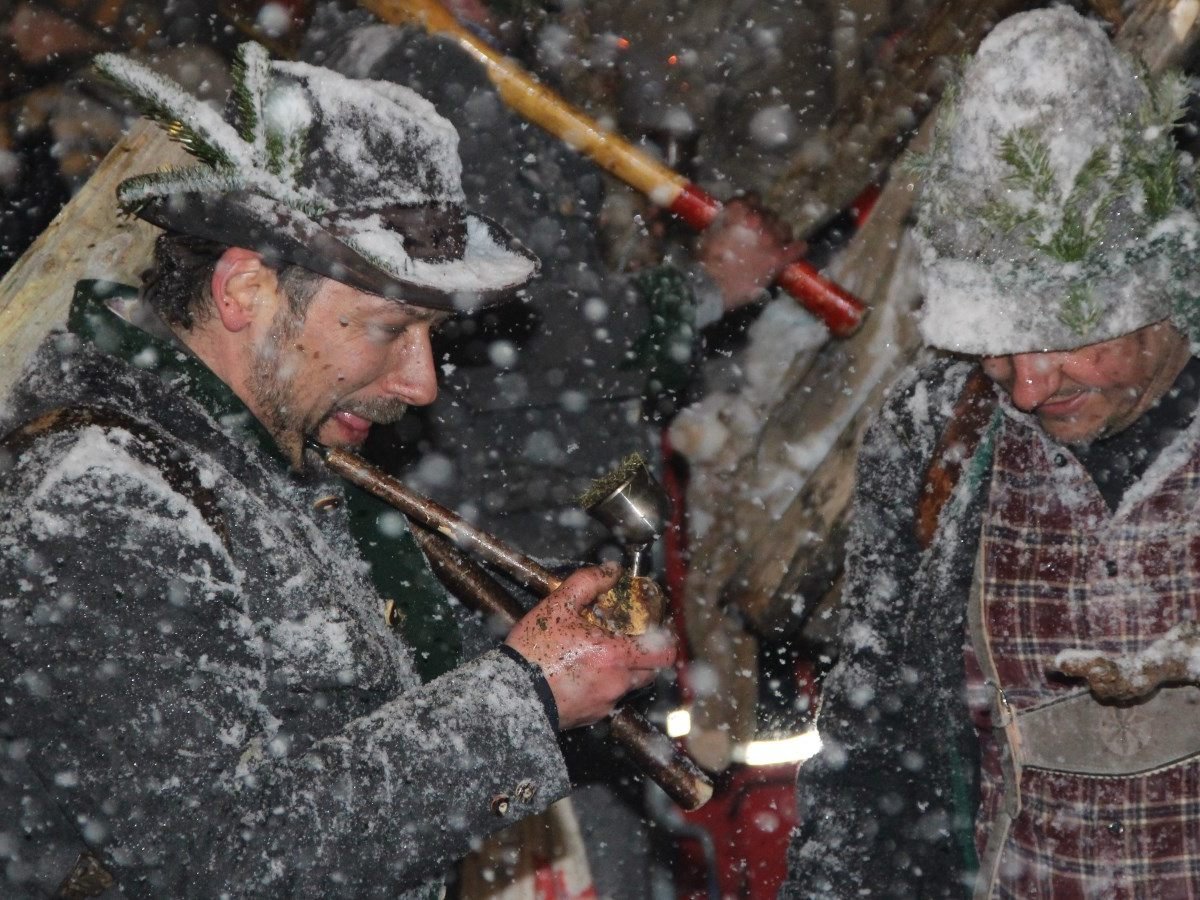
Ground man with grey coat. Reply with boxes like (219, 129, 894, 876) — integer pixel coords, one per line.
(0, 43, 674, 898)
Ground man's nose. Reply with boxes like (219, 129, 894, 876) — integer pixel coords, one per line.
(382, 326, 439, 407)
(1008, 352, 1062, 412)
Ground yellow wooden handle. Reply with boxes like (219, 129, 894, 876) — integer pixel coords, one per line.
(359, 0, 689, 205)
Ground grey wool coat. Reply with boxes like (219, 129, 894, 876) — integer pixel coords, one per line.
(782, 357, 987, 899)
(0, 302, 570, 898)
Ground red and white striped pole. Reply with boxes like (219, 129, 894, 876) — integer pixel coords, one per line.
(363, 0, 869, 338)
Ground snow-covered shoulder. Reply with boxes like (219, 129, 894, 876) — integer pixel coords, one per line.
(6, 424, 232, 565)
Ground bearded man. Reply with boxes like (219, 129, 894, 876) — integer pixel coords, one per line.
(784, 8, 1200, 897)
(0, 44, 674, 898)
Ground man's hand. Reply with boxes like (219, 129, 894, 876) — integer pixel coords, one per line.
(694, 197, 808, 312)
(505, 563, 677, 730)
(1054, 623, 1200, 702)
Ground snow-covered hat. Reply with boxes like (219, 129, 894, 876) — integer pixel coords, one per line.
(94, 43, 539, 311)
(912, 7, 1200, 355)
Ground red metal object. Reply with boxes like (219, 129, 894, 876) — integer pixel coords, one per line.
(666, 182, 867, 337)
(775, 261, 866, 338)
(850, 183, 882, 229)
(668, 183, 723, 231)
(674, 764, 799, 899)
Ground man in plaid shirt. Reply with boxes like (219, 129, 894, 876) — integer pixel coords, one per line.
(783, 7, 1200, 898)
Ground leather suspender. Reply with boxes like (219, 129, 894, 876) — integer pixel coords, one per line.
(916, 365, 998, 552)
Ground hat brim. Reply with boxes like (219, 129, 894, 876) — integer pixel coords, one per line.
(134, 192, 539, 312)
(916, 257, 1178, 356)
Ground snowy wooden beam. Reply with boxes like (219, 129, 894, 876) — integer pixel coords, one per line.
(1120, 0, 1200, 71)
(0, 120, 188, 402)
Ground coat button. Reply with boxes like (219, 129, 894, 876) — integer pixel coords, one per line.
(514, 780, 537, 804)
(1107, 820, 1124, 836)
(313, 495, 342, 511)
(1053, 453, 1068, 467)
(1105, 560, 1119, 577)
(491, 794, 510, 816)
(384, 600, 404, 629)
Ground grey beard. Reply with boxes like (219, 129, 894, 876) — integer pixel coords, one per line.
(246, 310, 314, 456)
(246, 309, 410, 451)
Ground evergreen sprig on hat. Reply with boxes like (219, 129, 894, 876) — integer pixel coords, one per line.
(908, 7, 1200, 355)
(95, 43, 322, 219)
(92, 42, 538, 310)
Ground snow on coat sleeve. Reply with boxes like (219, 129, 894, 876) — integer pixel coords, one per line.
(0, 425, 570, 898)
(782, 358, 982, 899)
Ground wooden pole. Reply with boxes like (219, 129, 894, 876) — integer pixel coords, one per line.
(0, 120, 188, 401)
(357, 0, 867, 337)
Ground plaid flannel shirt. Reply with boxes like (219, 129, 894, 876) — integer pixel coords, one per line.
(966, 407, 1200, 899)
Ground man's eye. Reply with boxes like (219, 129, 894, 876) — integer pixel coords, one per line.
(368, 323, 409, 338)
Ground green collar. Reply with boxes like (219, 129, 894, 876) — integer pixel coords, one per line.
(69, 279, 286, 466)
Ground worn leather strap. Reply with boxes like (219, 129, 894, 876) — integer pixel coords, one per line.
(916, 366, 997, 551)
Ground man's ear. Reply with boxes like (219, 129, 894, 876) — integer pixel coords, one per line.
(211, 247, 279, 333)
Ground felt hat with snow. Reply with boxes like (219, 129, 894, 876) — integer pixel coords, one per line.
(912, 6, 1200, 355)
(94, 43, 539, 311)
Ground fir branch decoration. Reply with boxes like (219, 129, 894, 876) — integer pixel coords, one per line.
(231, 42, 271, 157)
(998, 128, 1055, 202)
(1059, 284, 1103, 336)
(1133, 148, 1179, 220)
(263, 81, 312, 184)
(95, 44, 324, 221)
(1127, 69, 1189, 220)
(1066, 146, 1112, 205)
(116, 167, 247, 209)
(1143, 69, 1189, 132)
(1034, 151, 1115, 263)
(1036, 204, 1093, 262)
(903, 66, 963, 220)
(980, 198, 1037, 236)
(93, 53, 244, 171)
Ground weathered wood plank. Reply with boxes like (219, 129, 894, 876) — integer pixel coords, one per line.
(716, 160, 925, 634)
(1120, 0, 1200, 71)
(0, 120, 186, 403)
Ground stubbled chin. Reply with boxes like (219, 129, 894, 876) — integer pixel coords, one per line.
(1042, 415, 1105, 446)
(276, 430, 307, 470)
